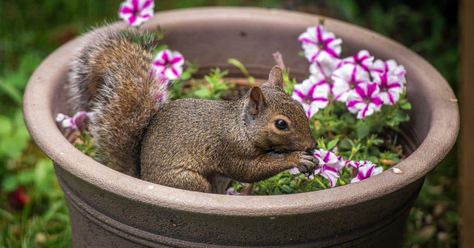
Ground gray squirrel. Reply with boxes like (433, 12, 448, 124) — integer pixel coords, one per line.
(67, 30, 318, 193)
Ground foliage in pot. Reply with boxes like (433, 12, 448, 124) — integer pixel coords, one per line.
(59, 1, 413, 194)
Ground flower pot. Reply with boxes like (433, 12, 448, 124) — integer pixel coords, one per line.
(23, 7, 459, 248)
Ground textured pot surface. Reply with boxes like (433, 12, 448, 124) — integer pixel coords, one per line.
(24, 7, 459, 248)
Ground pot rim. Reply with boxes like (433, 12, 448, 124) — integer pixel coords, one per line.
(23, 7, 459, 216)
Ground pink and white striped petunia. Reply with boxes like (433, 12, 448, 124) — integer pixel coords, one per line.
(349, 160, 383, 183)
(292, 74, 331, 119)
(288, 167, 301, 175)
(339, 50, 374, 77)
(119, 0, 154, 27)
(346, 82, 384, 119)
(151, 49, 185, 81)
(371, 59, 406, 85)
(346, 160, 372, 169)
(298, 25, 342, 64)
(312, 149, 345, 187)
(55, 111, 94, 130)
(371, 59, 407, 105)
(331, 64, 370, 102)
(309, 58, 340, 83)
(226, 187, 239, 195)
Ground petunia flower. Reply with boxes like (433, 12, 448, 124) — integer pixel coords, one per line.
(292, 74, 331, 119)
(312, 149, 345, 187)
(339, 50, 374, 77)
(226, 187, 239, 195)
(119, 0, 154, 27)
(56, 111, 94, 130)
(371, 59, 406, 84)
(346, 82, 383, 119)
(151, 49, 185, 81)
(349, 160, 383, 183)
(288, 167, 301, 175)
(309, 59, 340, 83)
(346, 160, 370, 169)
(331, 64, 370, 102)
(298, 25, 342, 65)
(371, 59, 407, 105)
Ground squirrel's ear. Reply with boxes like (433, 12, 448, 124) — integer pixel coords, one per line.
(265, 65, 284, 88)
(246, 86, 266, 116)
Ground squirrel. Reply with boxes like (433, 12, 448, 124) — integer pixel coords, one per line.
(67, 30, 318, 193)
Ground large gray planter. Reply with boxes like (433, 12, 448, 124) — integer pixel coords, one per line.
(23, 7, 459, 248)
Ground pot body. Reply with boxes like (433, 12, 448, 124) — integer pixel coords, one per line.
(58, 162, 421, 248)
(24, 7, 459, 248)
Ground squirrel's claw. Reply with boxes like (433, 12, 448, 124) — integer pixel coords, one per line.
(296, 153, 318, 173)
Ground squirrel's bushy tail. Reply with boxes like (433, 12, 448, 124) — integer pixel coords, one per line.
(68, 30, 162, 177)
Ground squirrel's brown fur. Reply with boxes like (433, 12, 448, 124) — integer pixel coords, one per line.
(68, 30, 318, 193)
(68, 30, 159, 176)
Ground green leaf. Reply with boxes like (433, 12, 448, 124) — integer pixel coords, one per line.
(34, 159, 53, 194)
(316, 138, 327, 150)
(283, 77, 296, 95)
(178, 62, 198, 81)
(42, 201, 64, 222)
(327, 138, 340, 150)
(17, 169, 36, 185)
(0, 80, 22, 105)
(2, 176, 19, 192)
(277, 177, 291, 185)
(356, 122, 371, 140)
(193, 87, 211, 99)
(0, 115, 13, 136)
(400, 101, 412, 110)
(188, 68, 232, 100)
(2, 169, 35, 192)
(154, 44, 169, 53)
(280, 185, 293, 193)
(339, 138, 352, 150)
(214, 82, 230, 91)
(228, 58, 255, 84)
(0, 208, 15, 222)
(0, 111, 30, 158)
(340, 112, 356, 125)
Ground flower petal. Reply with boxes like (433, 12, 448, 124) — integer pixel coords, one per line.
(151, 49, 185, 81)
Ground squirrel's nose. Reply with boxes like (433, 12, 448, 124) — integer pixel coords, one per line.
(304, 139, 316, 153)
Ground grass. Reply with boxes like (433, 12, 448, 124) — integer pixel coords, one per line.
(0, 0, 458, 247)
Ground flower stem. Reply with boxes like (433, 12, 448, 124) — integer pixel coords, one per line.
(314, 176, 327, 189)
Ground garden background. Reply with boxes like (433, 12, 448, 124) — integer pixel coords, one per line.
(0, 0, 459, 247)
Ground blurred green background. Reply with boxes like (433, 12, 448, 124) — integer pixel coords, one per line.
(0, 0, 458, 247)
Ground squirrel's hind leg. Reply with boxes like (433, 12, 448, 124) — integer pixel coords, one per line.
(152, 170, 212, 193)
(211, 175, 232, 194)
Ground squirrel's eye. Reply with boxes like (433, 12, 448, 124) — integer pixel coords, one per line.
(275, 119, 289, 131)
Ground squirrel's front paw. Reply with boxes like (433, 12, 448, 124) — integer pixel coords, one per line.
(292, 151, 319, 173)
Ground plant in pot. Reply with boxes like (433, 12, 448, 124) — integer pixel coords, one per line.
(23, 2, 458, 247)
